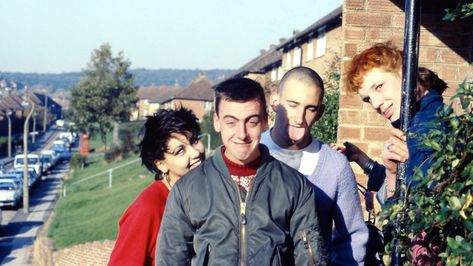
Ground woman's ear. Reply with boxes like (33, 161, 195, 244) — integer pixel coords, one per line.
(155, 160, 168, 174)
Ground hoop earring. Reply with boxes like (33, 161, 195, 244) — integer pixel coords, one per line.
(162, 172, 171, 186)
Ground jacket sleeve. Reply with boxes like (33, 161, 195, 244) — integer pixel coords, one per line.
(155, 184, 194, 266)
(332, 161, 369, 265)
(291, 177, 329, 266)
(367, 161, 386, 192)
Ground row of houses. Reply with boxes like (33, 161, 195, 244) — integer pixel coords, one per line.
(0, 90, 62, 137)
(132, 73, 214, 121)
(133, 1, 472, 182)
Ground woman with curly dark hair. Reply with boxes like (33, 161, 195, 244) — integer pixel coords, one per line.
(109, 107, 205, 266)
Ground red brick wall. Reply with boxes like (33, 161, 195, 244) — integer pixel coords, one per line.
(339, 0, 473, 185)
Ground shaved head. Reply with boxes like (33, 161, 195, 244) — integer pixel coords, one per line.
(278, 66, 325, 98)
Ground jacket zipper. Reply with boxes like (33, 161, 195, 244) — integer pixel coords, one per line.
(234, 178, 255, 266)
(300, 230, 316, 266)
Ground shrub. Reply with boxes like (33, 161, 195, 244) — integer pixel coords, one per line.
(104, 146, 123, 163)
(71, 153, 87, 169)
(380, 80, 473, 265)
(311, 70, 340, 144)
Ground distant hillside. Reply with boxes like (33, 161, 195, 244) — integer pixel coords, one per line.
(0, 68, 233, 90)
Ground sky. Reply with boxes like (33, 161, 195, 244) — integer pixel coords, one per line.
(0, 0, 342, 73)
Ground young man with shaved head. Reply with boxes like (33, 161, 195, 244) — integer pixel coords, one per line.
(261, 66, 368, 265)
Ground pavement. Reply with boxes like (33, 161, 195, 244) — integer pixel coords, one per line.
(0, 128, 69, 265)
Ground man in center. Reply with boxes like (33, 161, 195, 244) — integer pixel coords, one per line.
(156, 77, 327, 265)
(260, 66, 368, 265)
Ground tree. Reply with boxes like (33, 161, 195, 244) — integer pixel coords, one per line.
(71, 43, 137, 148)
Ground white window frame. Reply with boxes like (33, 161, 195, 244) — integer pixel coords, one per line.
(292, 47, 301, 67)
(306, 40, 314, 62)
(315, 26, 326, 58)
(285, 52, 292, 70)
(271, 69, 277, 81)
(277, 67, 283, 81)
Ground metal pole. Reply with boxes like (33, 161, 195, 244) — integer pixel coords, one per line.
(393, 0, 421, 264)
(23, 99, 35, 214)
(43, 94, 48, 132)
(109, 169, 112, 188)
(32, 113, 36, 144)
(6, 112, 11, 158)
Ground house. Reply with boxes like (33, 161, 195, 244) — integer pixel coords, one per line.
(338, 0, 473, 181)
(147, 86, 184, 117)
(131, 85, 180, 120)
(229, 6, 343, 95)
(277, 6, 342, 88)
(159, 74, 214, 121)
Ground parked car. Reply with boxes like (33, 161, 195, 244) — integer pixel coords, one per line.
(0, 173, 24, 188)
(13, 154, 43, 177)
(0, 180, 23, 208)
(6, 169, 37, 189)
(51, 142, 71, 162)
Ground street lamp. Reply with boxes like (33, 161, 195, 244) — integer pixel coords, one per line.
(32, 111, 37, 144)
(43, 91, 48, 132)
(22, 90, 35, 214)
(6, 109, 12, 158)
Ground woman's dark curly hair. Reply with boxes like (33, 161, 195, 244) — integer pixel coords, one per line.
(139, 107, 201, 180)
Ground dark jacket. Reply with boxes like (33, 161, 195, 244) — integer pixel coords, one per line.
(156, 145, 328, 266)
(376, 90, 447, 203)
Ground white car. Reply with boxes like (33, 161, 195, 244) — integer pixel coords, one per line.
(6, 169, 36, 189)
(14, 154, 43, 177)
(0, 180, 23, 208)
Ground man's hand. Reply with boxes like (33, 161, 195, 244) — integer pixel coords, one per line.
(331, 141, 370, 168)
(381, 128, 409, 174)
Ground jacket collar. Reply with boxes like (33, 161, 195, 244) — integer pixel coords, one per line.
(391, 90, 444, 129)
(212, 144, 273, 178)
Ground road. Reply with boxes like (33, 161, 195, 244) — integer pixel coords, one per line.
(0, 128, 71, 265)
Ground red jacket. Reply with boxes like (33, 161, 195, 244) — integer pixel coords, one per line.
(109, 181, 169, 266)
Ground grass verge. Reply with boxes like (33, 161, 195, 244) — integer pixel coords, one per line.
(48, 155, 152, 249)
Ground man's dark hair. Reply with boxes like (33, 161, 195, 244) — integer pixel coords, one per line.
(214, 77, 268, 119)
(139, 107, 201, 180)
(418, 67, 448, 95)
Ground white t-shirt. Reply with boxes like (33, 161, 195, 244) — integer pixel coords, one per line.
(260, 130, 321, 178)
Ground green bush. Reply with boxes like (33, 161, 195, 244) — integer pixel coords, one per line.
(380, 80, 473, 265)
(104, 146, 123, 163)
(200, 110, 223, 150)
(70, 153, 87, 169)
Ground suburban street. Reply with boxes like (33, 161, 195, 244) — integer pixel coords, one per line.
(0, 128, 70, 265)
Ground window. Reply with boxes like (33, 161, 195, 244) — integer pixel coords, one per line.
(277, 67, 283, 81)
(293, 47, 301, 67)
(271, 69, 277, 81)
(204, 101, 212, 111)
(315, 26, 326, 58)
(306, 40, 314, 61)
(285, 52, 292, 70)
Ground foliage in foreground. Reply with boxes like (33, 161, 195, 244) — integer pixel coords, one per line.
(380, 80, 473, 265)
(311, 71, 340, 144)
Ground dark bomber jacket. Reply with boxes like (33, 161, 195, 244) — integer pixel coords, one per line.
(156, 145, 328, 266)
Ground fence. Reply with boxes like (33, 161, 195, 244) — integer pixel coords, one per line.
(63, 158, 140, 197)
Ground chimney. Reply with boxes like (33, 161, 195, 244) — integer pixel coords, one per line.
(293, 30, 300, 36)
(260, 49, 266, 55)
(279, 38, 287, 44)
(270, 44, 277, 50)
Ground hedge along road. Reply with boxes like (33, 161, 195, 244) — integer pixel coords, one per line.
(0, 128, 70, 265)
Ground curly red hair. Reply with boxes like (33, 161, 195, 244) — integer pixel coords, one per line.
(345, 42, 403, 93)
